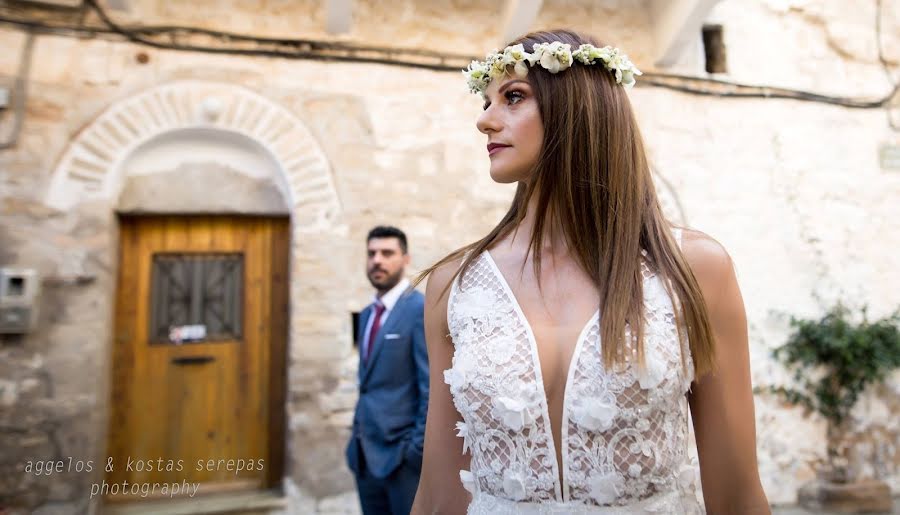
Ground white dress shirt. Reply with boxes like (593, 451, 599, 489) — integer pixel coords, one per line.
(361, 277, 410, 362)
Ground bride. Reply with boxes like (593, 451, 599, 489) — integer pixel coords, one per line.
(410, 29, 770, 514)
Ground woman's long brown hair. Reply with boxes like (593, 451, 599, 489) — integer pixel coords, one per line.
(414, 29, 716, 378)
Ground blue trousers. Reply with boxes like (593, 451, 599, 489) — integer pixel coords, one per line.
(351, 438, 421, 515)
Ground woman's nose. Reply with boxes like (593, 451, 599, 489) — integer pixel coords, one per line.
(476, 106, 500, 135)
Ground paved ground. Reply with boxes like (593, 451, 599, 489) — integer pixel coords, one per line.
(771, 500, 900, 515)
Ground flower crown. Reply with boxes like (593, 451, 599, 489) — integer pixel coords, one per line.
(463, 42, 642, 95)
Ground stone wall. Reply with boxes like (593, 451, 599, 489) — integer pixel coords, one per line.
(0, 0, 897, 512)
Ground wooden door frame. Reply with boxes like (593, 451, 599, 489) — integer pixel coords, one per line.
(106, 214, 290, 497)
(263, 215, 289, 490)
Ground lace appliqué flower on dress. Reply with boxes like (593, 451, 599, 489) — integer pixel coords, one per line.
(588, 471, 624, 504)
(491, 381, 542, 431)
(456, 421, 471, 453)
(451, 286, 506, 339)
(485, 334, 517, 365)
(460, 469, 476, 494)
(444, 345, 478, 392)
(637, 351, 667, 390)
(502, 469, 528, 501)
(570, 391, 619, 431)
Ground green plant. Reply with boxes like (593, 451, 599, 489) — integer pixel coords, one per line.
(757, 304, 900, 476)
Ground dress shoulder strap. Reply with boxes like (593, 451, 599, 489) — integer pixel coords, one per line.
(672, 227, 684, 251)
(446, 249, 476, 333)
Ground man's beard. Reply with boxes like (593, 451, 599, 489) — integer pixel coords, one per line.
(368, 267, 403, 292)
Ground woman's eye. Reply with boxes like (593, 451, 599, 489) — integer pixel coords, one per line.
(482, 90, 526, 110)
(506, 90, 524, 104)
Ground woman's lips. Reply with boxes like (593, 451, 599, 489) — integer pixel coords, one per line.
(488, 145, 510, 155)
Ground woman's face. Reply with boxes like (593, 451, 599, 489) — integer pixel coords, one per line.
(476, 75, 544, 184)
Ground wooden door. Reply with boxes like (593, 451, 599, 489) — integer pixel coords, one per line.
(107, 216, 288, 500)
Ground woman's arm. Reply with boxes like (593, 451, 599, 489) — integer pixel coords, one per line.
(411, 260, 471, 515)
(682, 230, 770, 514)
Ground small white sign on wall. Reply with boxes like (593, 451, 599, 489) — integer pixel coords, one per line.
(169, 324, 207, 344)
(880, 144, 900, 171)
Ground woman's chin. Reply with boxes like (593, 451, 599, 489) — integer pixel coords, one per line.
(489, 167, 524, 184)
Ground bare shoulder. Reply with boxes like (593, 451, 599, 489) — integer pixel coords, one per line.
(682, 230, 746, 338)
(678, 228, 737, 307)
(423, 255, 465, 318)
(425, 256, 463, 297)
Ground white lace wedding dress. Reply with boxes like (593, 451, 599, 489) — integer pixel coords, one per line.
(443, 229, 703, 514)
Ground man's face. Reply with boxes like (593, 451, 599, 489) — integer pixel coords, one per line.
(366, 237, 409, 293)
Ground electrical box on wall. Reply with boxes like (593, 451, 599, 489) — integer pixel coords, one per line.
(0, 268, 39, 334)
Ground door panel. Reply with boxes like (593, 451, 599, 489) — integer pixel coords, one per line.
(108, 216, 288, 500)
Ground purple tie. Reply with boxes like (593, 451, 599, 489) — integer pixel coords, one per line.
(364, 302, 385, 363)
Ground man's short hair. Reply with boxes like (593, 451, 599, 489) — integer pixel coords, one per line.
(367, 226, 408, 254)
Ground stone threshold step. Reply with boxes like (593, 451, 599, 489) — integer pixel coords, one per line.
(103, 490, 287, 515)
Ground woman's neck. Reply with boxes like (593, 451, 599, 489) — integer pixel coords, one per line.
(509, 188, 570, 257)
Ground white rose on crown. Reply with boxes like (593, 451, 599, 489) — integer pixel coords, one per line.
(501, 44, 530, 78)
(619, 67, 639, 88)
(528, 42, 573, 74)
(573, 44, 643, 88)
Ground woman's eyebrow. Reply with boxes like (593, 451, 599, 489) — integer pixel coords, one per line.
(498, 80, 528, 95)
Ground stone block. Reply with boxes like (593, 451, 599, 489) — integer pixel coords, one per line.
(798, 479, 894, 513)
(117, 162, 289, 215)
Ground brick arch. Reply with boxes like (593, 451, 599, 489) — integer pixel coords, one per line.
(45, 80, 340, 232)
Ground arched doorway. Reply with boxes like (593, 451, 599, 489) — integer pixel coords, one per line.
(42, 80, 343, 505)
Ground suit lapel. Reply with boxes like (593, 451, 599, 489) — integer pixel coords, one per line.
(357, 306, 372, 384)
(360, 291, 409, 385)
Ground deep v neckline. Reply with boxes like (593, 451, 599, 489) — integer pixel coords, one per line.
(482, 250, 600, 502)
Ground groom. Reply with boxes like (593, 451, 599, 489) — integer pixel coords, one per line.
(346, 226, 429, 515)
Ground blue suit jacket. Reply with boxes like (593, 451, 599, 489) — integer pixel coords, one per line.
(346, 287, 429, 479)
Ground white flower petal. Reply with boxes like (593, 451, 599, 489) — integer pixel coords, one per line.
(502, 469, 527, 501)
(588, 472, 621, 504)
(455, 421, 470, 454)
(513, 60, 529, 78)
(540, 52, 560, 74)
(638, 353, 667, 389)
(572, 393, 618, 431)
(459, 469, 475, 494)
(628, 463, 642, 478)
